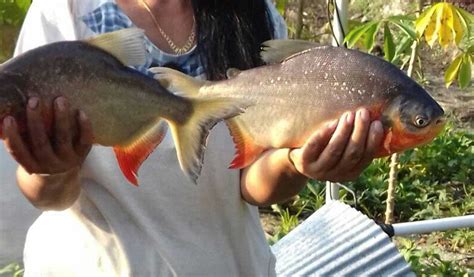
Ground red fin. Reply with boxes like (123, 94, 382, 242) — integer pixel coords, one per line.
(376, 128, 393, 157)
(113, 121, 168, 186)
(227, 119, 264, 169)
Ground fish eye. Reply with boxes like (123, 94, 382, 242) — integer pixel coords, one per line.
(414, 115, 429, 128)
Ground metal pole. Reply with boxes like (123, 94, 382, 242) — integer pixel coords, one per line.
(326, 0, 348, 202)
(393, 215, 474, 236)
(331, 0, 349, 47)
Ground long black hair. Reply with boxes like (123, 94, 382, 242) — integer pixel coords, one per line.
(192, 0, 275, 80)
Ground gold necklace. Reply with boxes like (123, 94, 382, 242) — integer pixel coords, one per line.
(139, 0, 196, 55)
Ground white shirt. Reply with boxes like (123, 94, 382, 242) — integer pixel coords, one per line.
(14, 0, 287, 276)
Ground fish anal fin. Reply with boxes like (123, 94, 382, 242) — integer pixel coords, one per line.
(227, 119, 264, 169)
(113, 120, 168, 186)
(86, 28, 146, 66)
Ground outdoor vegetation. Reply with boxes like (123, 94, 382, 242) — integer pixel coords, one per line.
(0, 0, 472, 276)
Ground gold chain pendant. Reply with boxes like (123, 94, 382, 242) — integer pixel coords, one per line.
(140, 0, 196, 55)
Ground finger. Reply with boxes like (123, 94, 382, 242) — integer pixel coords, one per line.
(26, 97, 62, 170)
(298, 119, 338, 165)
(339, 108, 371, 169)
(311, 111, 354, 172)
(53, 97, 76, 160)
(2, 116, 40, 173)
(356, 120, 384, 170)
(74, 110, 93, 159)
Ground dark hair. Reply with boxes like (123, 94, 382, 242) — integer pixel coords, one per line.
(192, 0, 275, 80)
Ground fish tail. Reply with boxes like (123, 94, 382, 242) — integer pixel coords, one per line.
(149, 67, 203, 97)
(168, 97, 249, 184)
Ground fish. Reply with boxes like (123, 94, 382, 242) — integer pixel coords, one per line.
(0, 28, 247, 185)
(150, 40, 445, 169)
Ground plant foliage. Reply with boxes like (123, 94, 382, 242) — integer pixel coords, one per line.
(344, 3, 473, 89)
(0, 0, 30, 26)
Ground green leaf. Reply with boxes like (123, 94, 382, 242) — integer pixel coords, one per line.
(383, 23, 395, 62)
(16, 0, 31, 13)
(388, 15, 417, 22)
(458, 55, 472, 88)
(275, 0, 288, 16)
(444, 55, 463, 87)
(455, 7, 474, 36)
(392, 35, 414, 65)
(364, 22, 381, 52)
(344, 22, 371, 47)
(344, 21, 378, 49)
(391, 20, 417, 40)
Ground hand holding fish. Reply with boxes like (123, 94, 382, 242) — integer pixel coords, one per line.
(241, 108, 383, 206)
(2, 96, 93, 210)
(288, 109, 384, 182)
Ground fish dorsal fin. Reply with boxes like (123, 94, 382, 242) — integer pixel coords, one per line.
(86, 28, 146, 66)
(260, 39, 320, 64)
(226, 68, 242, 79)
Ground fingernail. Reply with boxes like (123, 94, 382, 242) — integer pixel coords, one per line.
(327, 119, 338, 130)
(359, 109, 369, 122)
(372, 120, 383, 133)
(79, 110, 87, 121)
(55, 97, 67, 111)
(346, 112, 354, 124)
(3, 116, 13, 128)
(28, 97, 39, 110)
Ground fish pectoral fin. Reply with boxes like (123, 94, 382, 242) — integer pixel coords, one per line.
(149, 67, 204, 97)
(375, 128, 393, 157)
(86, 28, 146, 66)
(169, 97, 248, 184)
(113, 120, 168, 186)
(227, 119, 264, 169)
(260, 39, 321, 64)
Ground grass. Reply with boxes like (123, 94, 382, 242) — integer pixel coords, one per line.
(0, 262, 24, 277)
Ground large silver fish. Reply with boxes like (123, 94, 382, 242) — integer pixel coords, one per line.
(0, 28, 246, 185)
(151, 40, 445, 169)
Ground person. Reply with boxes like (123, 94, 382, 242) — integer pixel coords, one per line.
(2, 0, 384, 275)
(0, 146, 40, 267)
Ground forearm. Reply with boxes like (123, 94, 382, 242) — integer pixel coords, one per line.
(17, 166, 81, 211)
(241, 148, 308, 206)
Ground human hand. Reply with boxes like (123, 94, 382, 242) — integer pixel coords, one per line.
(288, 108, 384, 182)
(2, 96, 93, 175)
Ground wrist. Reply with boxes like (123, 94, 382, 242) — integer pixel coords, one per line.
(17, 166, 81, 211)
(36, 167, 80, 180)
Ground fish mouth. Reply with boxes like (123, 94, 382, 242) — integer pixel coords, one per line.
(433, 115, 446, 129)
(428, 115, 446, 138)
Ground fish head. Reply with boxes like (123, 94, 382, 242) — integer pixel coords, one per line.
(0, 72, 27, 137)
(379, 85, 445, 156)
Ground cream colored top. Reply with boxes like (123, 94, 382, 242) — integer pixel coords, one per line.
(13, 0, 287, 276)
